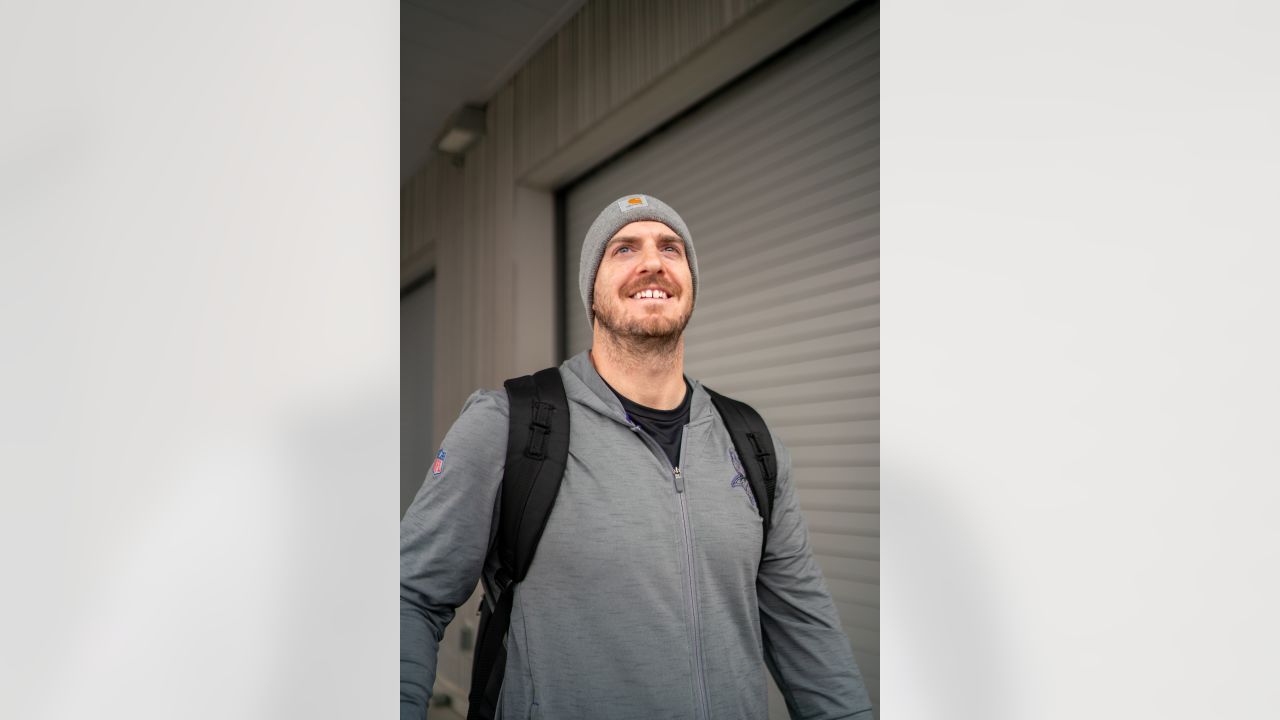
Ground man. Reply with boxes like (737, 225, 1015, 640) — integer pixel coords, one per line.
(401, 194, 873, 719)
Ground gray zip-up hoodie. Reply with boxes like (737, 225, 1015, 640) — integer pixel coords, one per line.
(401, 352, 873, 720)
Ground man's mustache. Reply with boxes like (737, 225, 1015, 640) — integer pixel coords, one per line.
(621, 280, 680, 297)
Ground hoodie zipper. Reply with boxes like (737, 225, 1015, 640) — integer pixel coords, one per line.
(629, 421, 709, 720)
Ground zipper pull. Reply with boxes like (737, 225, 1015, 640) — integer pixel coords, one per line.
(673, 466, 685, 494)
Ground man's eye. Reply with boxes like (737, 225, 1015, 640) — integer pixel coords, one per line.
(663, 246, 681, 253)
(615, 246, 632, 254)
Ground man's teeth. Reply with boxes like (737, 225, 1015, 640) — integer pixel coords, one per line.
(632, 289, 669, 299)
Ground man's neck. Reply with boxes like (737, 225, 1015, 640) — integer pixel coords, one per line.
(589, 331, 687, 410)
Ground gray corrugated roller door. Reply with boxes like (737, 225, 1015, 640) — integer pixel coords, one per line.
(561, 3, 879, 713)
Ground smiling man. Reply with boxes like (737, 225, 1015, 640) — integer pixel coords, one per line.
(401, 194, 873, 720)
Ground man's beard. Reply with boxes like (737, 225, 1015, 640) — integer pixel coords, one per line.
(594, 293, 692, 355)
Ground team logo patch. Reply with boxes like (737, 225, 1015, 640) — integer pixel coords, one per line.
(617, 195, 649, 212)
(432, 449, 446, 476)
(729, 449, 757, 511)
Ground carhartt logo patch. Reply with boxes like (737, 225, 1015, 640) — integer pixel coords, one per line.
(432, 449, 446, 476)
(729, 449, 757, 511)
(617, 195, 648, 212)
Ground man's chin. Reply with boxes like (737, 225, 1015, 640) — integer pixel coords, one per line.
(597, 312, 689, 342)
(612, 320, 676, 338)
(633, 324, 682, 339)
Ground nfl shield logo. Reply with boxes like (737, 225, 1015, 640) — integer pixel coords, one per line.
(432, 449, 446, 476)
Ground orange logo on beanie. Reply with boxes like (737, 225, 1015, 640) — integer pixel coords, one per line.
(617, 195, 649, 211)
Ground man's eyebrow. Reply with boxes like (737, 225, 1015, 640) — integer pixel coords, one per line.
(606, 234, 685, 247)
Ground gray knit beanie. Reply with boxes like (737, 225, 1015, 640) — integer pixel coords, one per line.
(579, 193, 699, 328)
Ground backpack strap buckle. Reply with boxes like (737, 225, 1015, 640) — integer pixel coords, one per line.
(746, 431, 775, 484)
(525, 401, 556, 459)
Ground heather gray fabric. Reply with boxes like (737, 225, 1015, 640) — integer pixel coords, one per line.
(578, 194, 700, 329)
(400, 351, 873, 720)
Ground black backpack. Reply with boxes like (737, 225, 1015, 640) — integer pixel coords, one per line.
(466, 367, 778, 720)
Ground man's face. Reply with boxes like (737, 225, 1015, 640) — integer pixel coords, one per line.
(592, 221, 694, 342)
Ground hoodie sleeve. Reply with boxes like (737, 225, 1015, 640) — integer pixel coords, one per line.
(756, 433, 875, 720)
(400, 389, 509, 720)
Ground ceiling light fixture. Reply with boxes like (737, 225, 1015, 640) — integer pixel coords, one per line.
(435, 105, 486, 155)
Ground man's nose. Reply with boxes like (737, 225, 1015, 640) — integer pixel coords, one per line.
(638, 244, 663, 272)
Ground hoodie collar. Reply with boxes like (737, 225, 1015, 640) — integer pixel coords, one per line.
(561, 350, 713, 426)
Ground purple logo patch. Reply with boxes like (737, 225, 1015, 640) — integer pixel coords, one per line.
(729, 449, 757, 511)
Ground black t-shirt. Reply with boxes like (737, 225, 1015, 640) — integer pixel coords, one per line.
(607, 379, 692, 468)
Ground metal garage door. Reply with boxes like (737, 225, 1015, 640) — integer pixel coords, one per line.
(560, 3, 879, 713)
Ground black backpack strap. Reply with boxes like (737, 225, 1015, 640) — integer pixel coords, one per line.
(467, 584, 514, 720)
(467, 367, 570, 720)
(705, 388, 778, 545)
